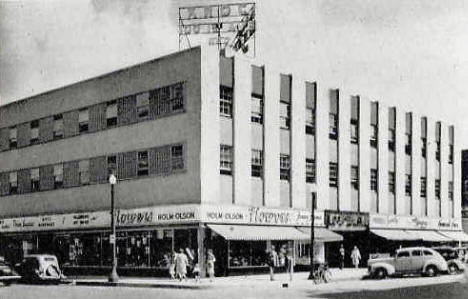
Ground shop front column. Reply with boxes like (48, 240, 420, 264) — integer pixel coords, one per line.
(198, 225, 206, 278)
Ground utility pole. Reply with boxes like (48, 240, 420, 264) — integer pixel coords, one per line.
(308, 193, 316, 280)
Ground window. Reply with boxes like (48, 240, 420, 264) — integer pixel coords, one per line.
(306, 108, 315, 135)
(306, 158, 316, 183)
(351, 166, 359, 190)
(350, 120, 358, 143)
(171, 145, 184, 170)
(412, 250, 422, 256)
(449, 145, 453, 164)
(30, 168, 40, 191)
(30, 120, 39, 144)
(280, 154, 290, 180)
(405, 133, 412, 155)
(54, 164, 63, 189)
(329, 162, 338, 187)
(220, 144, 233, 175)
(9, 127, 17, 149)
(107, 155, 117, 176)
(170, 83, 184, 112)
(9, 172, 17, 194)
(436, 141, 441, 161)
(280, 102, 291, 129)
(397, 251, 410, 258)
(251, 150, 263, 177)
(137, 150, 149, 176)
(388, 129, 395, 151)
(421, 138, 427, 158)
(78, 108, 89, 133)
(53, 114, 64, 139)
(435, 179, 441, 199)
(136, 93, 150, 120)
(106, 100, 117, 127)
(448, 181, 454, 200)
(371, 169, 378, 191)
(329, 113, 338, 139)
(79, 160, 90, 185)
(370, 125, 378, 147)
(420, 177, 427, 198)
(220, 85, 233, 117)
(388, 172, 395, 194)
(251, 96, 263, 124)
(405, 174, 412, 196)
(423, 250, 433, 256)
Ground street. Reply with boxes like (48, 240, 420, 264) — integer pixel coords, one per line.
(1, 272, 467, 299)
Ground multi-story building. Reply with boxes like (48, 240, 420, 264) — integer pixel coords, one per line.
(0, 47, 466, 276)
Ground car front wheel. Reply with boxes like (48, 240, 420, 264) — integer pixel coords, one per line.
(374, 268, 388, 279)
(448, 264, 459, 274)
(425, 265, 438, 277)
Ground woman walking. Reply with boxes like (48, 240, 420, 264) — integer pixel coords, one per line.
(175, 248, 189, 281)
(351, 246, 361, 268)
(206, 249, 216, 282)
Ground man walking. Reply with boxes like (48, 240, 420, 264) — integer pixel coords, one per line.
(339, 244, 345, 270)
(268, 245, 279, 281)
(351, 245, 361, 268)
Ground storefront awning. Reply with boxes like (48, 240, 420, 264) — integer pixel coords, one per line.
(405, 230, 453, 242)
(207, 224, 310, 241)
(438, 230, 468, 242)
(371, 229, 419, 241)
(296, 227, 343, 242)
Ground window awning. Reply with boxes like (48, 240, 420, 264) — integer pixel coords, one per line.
(296, 227, 343, 242)
(438, 230, 468, 242)
(371, 229, 418, 241)
(405, 230, 453, 242)
(207, 224, 310, 241)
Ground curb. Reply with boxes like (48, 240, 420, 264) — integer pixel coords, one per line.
(74, 280, 209, 289)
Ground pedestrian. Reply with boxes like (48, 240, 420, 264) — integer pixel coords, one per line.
(206, 249, 216, 282)
(339, 244, 345, 269)
(279, 245, 287, 271)
(175, 248, 189, 281)
(267, 245, 279, 281)
(351, 245, 361, 268)
(167, 251, 176, 279)
(192, 263, 201, 283)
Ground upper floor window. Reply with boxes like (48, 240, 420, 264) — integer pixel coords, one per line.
(350, 120, 358, 144)
(388, 171, 395, 194)
(79, 160, 90, 185)
(329, 162, 338, 187)
(171, 144, 184, 170)
(421, 137, 427, 158)
(306, 108, 315, 135)
(220, 144, 233, 175)
(30, 120, 39, 144)
(53, 114, 64, 140)
(351, 165, 359, 190)
(220, 85, 233, 118)
(107, 155, 117, 176)
(435, 141, 441, 161)
(370, 125, 378, 148)
(370, 169, 378, 191)
(420, 177, 427, 198)
(280, 102, 291, 129)
(137, 150, 149, 176)
(405, 174, 412, 196)
(329, 113, 338, 139)
(9, 126, 17, 149)
(448, 181, 454, 201)
(9, 172, 17, 194)
(405, 133, 412, 155)
(388, 129, 395, 151)
(251, 149, 263, 178)
(280, 154, 290, 180)
(306, 158, 316, 183)
(449, 145, 454, 164)
(30, 168, 40, 191)
(136, 93, 150, 121)
(78, 108, 89, 133)
(54, 164, 63, 189)
(251, 96, 263, 124)
(435, 179, 441, 199)
(106, 100, 117, 128)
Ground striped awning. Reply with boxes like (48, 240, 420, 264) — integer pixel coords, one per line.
(438, 230, 468, 242)
(207, 224, 310, 241)
(371, 229, 418, 241)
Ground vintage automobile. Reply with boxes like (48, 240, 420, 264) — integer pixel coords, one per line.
(432, 246, 466, 274)
(367, 247, 448, 279)
(0, 256, 21, 286)
(16, 254, 67, 284)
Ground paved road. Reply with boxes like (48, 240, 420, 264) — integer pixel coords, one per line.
(1, 273, 467, 299)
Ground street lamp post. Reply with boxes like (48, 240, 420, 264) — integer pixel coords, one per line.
(108, 173, 119, 283)
(308, 194, 316, 280)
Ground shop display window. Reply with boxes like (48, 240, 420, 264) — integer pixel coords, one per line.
(228, 241, 268, 268)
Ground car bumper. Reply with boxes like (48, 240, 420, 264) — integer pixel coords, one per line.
(0, 275, 21, 282)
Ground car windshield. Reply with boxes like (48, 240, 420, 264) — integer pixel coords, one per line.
(44, 257, 56, 262)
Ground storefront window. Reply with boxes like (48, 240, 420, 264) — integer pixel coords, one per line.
(228, 241, 267, 268)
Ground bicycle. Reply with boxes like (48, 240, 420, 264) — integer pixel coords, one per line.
(312, 262, 332, 284)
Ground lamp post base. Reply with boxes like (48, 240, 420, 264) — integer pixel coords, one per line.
(108, 263, 119, 283)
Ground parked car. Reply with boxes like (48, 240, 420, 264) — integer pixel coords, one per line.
(432, 246, 465, 274)
(16, 254, 67, 284)
(0, 256, 21, 286)
(367, 247, 448, 279)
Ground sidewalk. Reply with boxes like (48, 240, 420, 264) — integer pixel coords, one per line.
(73, 268, 368, 289)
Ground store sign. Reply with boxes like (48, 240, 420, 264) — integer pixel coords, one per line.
(369, 214, 462, 231)
(325, 210, 369, 231)
(115, 205, 199, 227)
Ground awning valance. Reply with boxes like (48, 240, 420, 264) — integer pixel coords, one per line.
(438, 230, 468, 242)
(405, 230, 452, 242)
(296, 227, 343, 242)
(371, 229, 418, 241)
(207, 224, 310, 241)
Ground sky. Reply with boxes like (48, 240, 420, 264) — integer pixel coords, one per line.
(1, 0, 468, 147)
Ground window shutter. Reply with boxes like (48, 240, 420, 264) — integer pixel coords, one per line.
(220, 56, 234, 88)
(149, 89, 158, 119)
(0, 128, 8, 151)
(305, 82, 316, 109)
(370, 102, 378, 125)
(0, 173, 9, 195)
(388, 108, 396, 129)
(17, 122, 31, 148)
(351, 96, 359, 120)
(90, 156, 108, 184)
(63, 161, 79, 187)
(39, 165, 54, 191)
(252, 65, 264, 97)
(118, 151, 137, 179)
(149, 146, 171, 175)
(421, 117, 427, 138)
(39, 116, 54, 143)
(63, 110, 79, 137)
(89, 103, 107, 132)
(280, 74, 291, 103)
(18, 169, 31, 194)
(117, 96, 137, 126)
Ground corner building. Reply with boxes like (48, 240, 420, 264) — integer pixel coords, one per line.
(0, 47, 466, 276)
